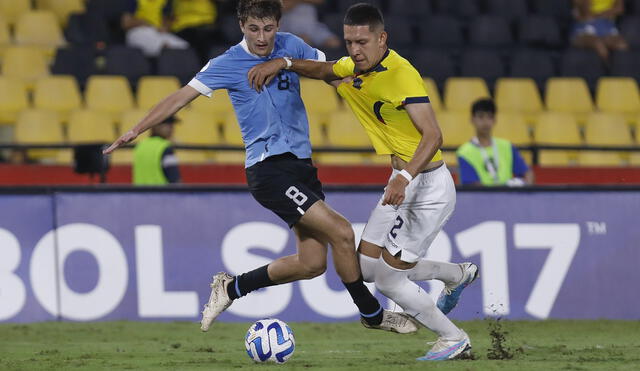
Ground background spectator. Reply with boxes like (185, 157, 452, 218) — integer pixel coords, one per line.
(133, 116, 181, 185)
(279, 0, 341, 49)
(572, 0, 629, 62)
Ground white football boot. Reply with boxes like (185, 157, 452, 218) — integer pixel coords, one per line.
(200, 272, 234, 332)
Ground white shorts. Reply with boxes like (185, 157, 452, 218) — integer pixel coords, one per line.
(361, 164, 456, 263)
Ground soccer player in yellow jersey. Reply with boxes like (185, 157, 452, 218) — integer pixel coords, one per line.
(248, 3, 479, 361)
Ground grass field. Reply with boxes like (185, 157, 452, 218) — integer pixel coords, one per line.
(1, 319, 639, 370)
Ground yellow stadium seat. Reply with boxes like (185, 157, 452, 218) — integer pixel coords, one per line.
(494, 112, 531, 145)
(216, 113, 245, 164)
(306, 112, 327, 147)
(189, 89, 234, 125)
(1, 46, 49, 88)
(534, 112, 582, 166)
(300, 78, 340, 115)
(0, 77, 29, 125)
(117, 109, 150, 144)
(494, 78, 543, 124)
(85, 76, 135, 121)
(438, 111, 474, 148)
(173, 110, 220, 162)
(441, 150, 458, 167)
(545, 78, 594, 125)
(577, 151, 624, 166)
(34, 0, 85, 26)
(67, 109, 116, 144)
(14, 109, 64, 161)
(596, 77, 640, 124)
(14, 11, 65, 55)
(110, 149, 133, 165)
(423, 77, 442, 112)
(629, 152, 640, 166)
(0, 16, 10, 59)
(137, 76, 181, 110)
(0, 0, 32, 28)
(582, 112, 632, 165)
(444, 78, 490, 112)
(33, 75, 82, 123)
(317, 110, 371, 164)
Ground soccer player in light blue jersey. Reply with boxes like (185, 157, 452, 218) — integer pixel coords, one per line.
(104, 0, 416, 335)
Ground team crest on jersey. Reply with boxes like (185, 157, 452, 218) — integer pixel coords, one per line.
(352, 77, 363, 89)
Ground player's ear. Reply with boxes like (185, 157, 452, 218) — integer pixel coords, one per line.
(379, 31, 387, 46)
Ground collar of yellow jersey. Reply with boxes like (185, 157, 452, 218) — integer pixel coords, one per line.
(354, 48, 390, 76)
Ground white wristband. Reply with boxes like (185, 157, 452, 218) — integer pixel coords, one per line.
(283, 56, 292, 69)
(398, 169, 413, 182)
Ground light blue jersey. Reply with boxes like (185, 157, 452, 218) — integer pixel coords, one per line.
(188, 32, 326, 168)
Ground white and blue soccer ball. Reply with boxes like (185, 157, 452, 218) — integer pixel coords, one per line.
(244, 318, 295, 364)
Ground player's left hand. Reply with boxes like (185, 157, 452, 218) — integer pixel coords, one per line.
(248, 58, 286, 92)
(382, 174, 409, 206)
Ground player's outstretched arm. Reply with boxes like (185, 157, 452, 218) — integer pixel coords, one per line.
(248, 58, 338, 92)
(103, 86, 200, 154)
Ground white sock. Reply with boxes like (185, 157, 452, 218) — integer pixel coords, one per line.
(359, 253, 378, 283)
(407, 260, 462, 285)
(374, 258, 462, 339)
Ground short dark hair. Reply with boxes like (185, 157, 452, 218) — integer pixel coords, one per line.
(237, 0, 282, 25)
(471, 98, 496, 116)
(343, 3, 384, 31)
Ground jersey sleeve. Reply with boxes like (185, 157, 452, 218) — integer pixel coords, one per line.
(188, 57, 234, 97)
(458, 156, 480, 185)
(385, 66, 430, 109)
(511, 145, 529, 177)
(332, 56, 355, 78)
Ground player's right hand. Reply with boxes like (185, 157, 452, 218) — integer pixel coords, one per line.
(103, 130, 138, 154)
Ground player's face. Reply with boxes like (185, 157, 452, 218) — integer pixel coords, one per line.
(240, 17, 279, 57)
(343, 24, 387, 72)
(471, 112, 496, 137)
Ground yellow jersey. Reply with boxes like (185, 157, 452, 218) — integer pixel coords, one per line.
(332, 49, 442, 163)
(590, 0, 616, 14)
(171, 0, 217, 33)
(134, 0, 170, 28)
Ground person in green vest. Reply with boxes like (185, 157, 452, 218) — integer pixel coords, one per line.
(457, 98, 533, 186)
(133, 115, 181, 185)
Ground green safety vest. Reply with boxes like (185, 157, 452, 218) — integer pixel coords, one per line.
(457, 137, 514, 186)
(133, 136, 171, 185)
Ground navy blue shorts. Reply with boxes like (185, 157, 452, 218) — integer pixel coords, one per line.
(246, 153, 325, 228)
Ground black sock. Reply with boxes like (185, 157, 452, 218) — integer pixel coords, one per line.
(226, 264, 275, 300)
(343, 277, 383, 325)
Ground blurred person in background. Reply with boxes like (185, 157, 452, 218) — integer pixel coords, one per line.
(133, 115, 181, 185)
(279, 0, 341, 49)
(572, 0, 628, 62)
(457, 98, 533, 187)
(122, 0, 190, 57)
(172, 0, 228, 63)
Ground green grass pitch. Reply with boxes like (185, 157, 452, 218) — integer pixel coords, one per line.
(1, 320, 639, 370)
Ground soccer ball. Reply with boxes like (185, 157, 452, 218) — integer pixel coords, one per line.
(244, 318, 295, 364)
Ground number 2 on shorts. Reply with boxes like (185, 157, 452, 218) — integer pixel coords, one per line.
(389, 216, 404, 238)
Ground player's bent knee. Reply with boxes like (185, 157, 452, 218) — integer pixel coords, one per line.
(300, 261, 326, 279)
(329, 220, 355, 249)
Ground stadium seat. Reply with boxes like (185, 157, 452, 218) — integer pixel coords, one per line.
(620, 16, 640, 49)
(629, 151, 640, 166)
(33, 75, 82, 123)
(216, 113, 245, 164)
(337, 0, 383, 12)
(583, 113, 633, 165)
(459, 50, 505, 90)
(577, 151, 625, 166)
(545, 78, 594, 124)
(34, 0, 85, 26)
(137, 76, 181, 110)
(384, 16, 414, 48)
(14, 109, 64, 161)
(67, 109, 117, 144)
(423, 77, 442, 112)
(104, 46, 151, 87)
(611, 51, 640, 82)
(418, 16, 464, 49)
(85, 75, 135, 121)
(596, 78, 640, 124)
(14, 10, 65, 55)
(468, 16, 513, 48)
(118, 109, 149, 141)
(432, 0, 480, 18)
(157, 48, 202, 85)
(560, 49, 606, 90)
(388, 0, 432, 17)
(300, 78, 340, 116)
(189, 89, 234, 124)
(110, 149, 133, 165)
(51, 46, 98, 88)
(494, 113, 531, 146)
(1, 46, 49, 88)
(438, 111, 474, 148)
(0, 0, 32, 28)
(486, 0, 529, 21)
(173, 110, 221, 163)
(494, 78, 543, 124)
(531, 0, 573, 19)
(412, 50, 456, 90)
(219, 15, 244, 44)
(0, 16, 10, 59)
(444, 78, 491, 113)
(317, 110, 371, 164)
(518, 16, 563, 49)
(0, 78, 29, 125)
(534, 112, 582, 166)
(509, 49, 556, 91)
